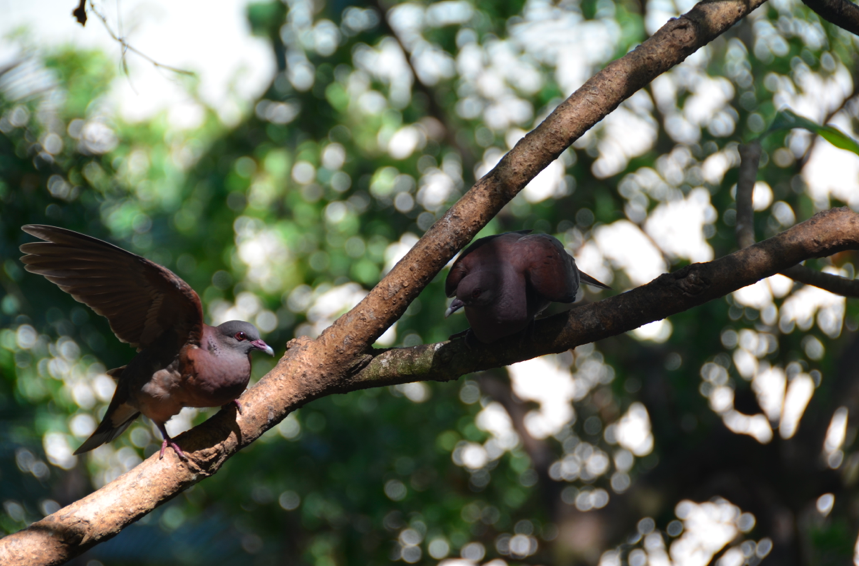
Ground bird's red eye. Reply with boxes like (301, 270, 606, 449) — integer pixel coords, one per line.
(472, 289, 482, 299)
(235, 331, 247, 341)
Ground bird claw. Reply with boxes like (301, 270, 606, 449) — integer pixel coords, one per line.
(159, 438, 187, 460)
(157, 423, 187, 461)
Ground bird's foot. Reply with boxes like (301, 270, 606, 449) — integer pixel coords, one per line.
(156, 423, 187, 461)
(159, 437, 186, 460)
(224, 399, 243, 415)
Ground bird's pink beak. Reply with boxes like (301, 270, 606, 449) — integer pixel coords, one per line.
(445, 299, 464, 318)
(251, 340, 275, 356)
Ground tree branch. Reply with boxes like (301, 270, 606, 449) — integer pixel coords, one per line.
(802, 0, 859, 36)
(736, 141, 859, 296)
(317, 0, 771, 366)
(736, 141, 761, 250)
(343, 208, 859, 390)
(7, 205, 858, 565)
(0, 0, 771, 563)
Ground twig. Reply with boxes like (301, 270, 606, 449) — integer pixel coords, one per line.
(736, 142, 761, 250)
(89, 2, 195, 76)
(781, 265, 859, 297)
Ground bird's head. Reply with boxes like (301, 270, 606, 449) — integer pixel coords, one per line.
(216, 320, 275, 356)
(445, 272, 498, 318)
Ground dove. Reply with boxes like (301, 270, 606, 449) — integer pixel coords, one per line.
(445, 230, 610, 344)
(20, 225, 274, 459)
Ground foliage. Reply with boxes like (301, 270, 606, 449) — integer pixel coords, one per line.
(2, 0, 859, 564)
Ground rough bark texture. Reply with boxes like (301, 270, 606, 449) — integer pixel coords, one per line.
(0, 0, 777, 563)
(344, 208, 859, 387)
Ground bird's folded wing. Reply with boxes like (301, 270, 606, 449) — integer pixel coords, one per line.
(445, 230, 532, 297)
(20, 225, 204, 351)
(518, 234, 580, 303)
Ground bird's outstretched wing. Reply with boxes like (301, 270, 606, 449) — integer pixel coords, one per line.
(20, 225, 204, 351)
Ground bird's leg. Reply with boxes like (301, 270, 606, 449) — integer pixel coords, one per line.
(156, 423, 186, 460)
(223, 399, 243, 415)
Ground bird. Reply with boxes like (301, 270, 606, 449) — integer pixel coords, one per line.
(19, 225, 275, 459)
(445, 230, 610, 344)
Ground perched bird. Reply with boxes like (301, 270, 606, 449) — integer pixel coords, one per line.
(20, 225, 274, 459)
(445, 230, 610, 344)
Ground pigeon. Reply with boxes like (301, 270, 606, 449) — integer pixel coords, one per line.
(19, 225, 275, 459)
(445, 230, 610, 344)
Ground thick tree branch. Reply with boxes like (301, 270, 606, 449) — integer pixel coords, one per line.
(318, 0, 770, 365)
(802, 0, 859, 36)
(736, 142, 859, 296)
(8, 204, 854, 566)
(0, 0, 771, 563)
(343, 208, 859, 389)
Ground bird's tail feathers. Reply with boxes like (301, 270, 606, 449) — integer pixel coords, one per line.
(578, 270, 611, 290)
(74, 408, 140, 455)
(106, 366, 125, 380)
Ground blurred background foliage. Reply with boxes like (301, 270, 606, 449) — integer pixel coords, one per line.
(2, 0, 859, 564)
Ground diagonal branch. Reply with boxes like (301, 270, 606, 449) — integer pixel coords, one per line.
(736, 142, 859, 296)
(802, 0, 859, 36)
(5, 204, 856, 566)
(0, 0, 771, 564)
(316, 0, 771, 366)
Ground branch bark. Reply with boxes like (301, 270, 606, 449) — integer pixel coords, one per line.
(344, 207, 859, 389)
(6, 206, 858, 565)
(1, 0, 772, 563)
(802, 0, 859, 36)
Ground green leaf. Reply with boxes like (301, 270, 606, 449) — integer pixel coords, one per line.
(766, 108, 859, 156)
